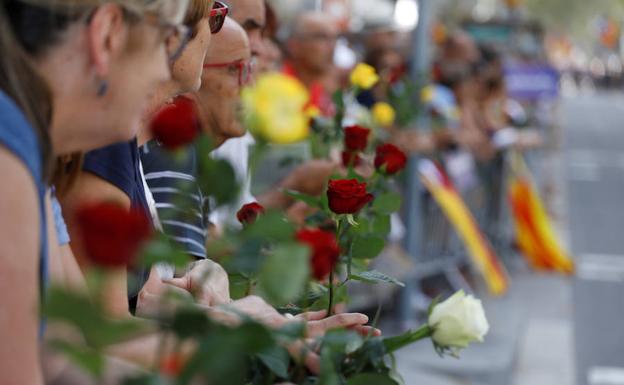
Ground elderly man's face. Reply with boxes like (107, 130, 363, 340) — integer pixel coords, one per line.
(290, 16, 338, 75)
(197, 23, 251, 142)
(226, 0, 266, 57)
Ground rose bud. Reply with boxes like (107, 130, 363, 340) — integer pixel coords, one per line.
(326, 179, 374, 215)
(374, 143, 408, 175)
(150, 96, 200, 150)
(76, 202, 152, 268)
(296, 228, 341, 281)
(344, 125, 371, 152)
(236, 202, 265, 225)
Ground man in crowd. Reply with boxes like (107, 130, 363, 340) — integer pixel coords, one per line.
(211, 0, 337, 228)
(284, 12, 340, 117)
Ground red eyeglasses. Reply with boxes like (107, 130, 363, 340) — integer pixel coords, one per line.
(203, 58, 256, 86)
(209, 1, 229, 34)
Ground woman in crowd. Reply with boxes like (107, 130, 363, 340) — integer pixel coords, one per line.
(58, 0, 217, 318)
(0, 0, 190, 382)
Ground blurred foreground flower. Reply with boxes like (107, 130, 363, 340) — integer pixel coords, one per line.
(296, 228, 340, 281)
(375, 143, 408, 175)
(150, 96, 200, 150)
(429, 290, 489, 350)
(372, 102, 396, 127)
(76, 202, 152, 268)
(237, 202, 265, 225)
(243, 73, 310, 144)
(344, 125, 371, 152)
(350, 63, 380, 90)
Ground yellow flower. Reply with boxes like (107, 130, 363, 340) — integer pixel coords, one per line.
(421, 85, 434, 103)
(350, 63, 380, 90)
(304, 105, 321, 120)
(242, 73, 310, 144)
(372, 102, 396, 127)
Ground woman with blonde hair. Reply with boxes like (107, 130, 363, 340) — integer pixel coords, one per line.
(0, 0, 189, 382)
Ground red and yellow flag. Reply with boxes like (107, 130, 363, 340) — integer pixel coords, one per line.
(419, 160, 509, 295)
(508, 155, 574, 275)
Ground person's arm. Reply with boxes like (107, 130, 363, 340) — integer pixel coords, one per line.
(60, 171, 133, 318)
(0, 148, 44, 385)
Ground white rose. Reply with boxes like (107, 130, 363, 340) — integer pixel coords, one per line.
(428, 290, 489, 349)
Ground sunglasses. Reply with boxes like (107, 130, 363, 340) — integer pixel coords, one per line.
(209, 1, 229, 34)
(203, 58, 256, 86)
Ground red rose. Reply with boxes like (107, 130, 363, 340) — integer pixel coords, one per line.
(76, 202, 152, 268)
(236, 202, 265, 225)
(326, 179, 374, 215)
(344, 125, 371, 152)
(341, 151, 361, 168)
(374, 143, 408, 175)
(296, 228, 340, 280)
(150, 96, 200, 150)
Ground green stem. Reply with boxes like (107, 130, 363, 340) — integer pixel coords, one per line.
(382, 324, 433, 355)
(327, 217, 344, 317)
(327, 270, 335, 317)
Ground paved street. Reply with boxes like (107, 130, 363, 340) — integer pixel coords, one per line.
(396, 92, 624, 385)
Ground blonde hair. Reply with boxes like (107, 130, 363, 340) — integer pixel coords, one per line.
(1, 0, 189, 184)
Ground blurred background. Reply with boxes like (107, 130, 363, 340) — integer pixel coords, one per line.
(262, 0, 624, 384)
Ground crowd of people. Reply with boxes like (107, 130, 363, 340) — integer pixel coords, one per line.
(0, 0, 534, 383)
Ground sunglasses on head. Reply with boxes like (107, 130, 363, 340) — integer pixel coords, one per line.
(209, 1, 229, 34)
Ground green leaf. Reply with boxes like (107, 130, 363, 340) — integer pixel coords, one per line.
(48, 340, 105, 378)
(371, 214, 391, 237)
(352, 236, 386, 259)
(347, 373, 399, 385)
(197, 155, 239, 207)
(139, 234, 190, 268)
(257, 243, 310, 306)
(179, 321, 275, 385)
(284, 189, 322, 209)
(43, 287, 145, 349)
(350, 270, 405, 287)
(122, 375, 166, 385)
(170, 307, 211, 338)
(244, 210, 295, 242)
(228, 273, 252, 300)
(257, 346, 291, 378)
(373, 192, 402, 214)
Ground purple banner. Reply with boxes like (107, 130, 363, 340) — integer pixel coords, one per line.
(504, 64, 560, 101)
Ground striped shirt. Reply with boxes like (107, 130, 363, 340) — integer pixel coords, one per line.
(141, 141, 209, 259)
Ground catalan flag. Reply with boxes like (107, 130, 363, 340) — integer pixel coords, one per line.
(419, 159, 509, 295)
(508, 154, 575, 275)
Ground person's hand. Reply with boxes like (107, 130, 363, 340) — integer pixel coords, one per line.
(226, 295, 287, 328)
(295, 310, 382, 338)
(391, 130, 436, 154)
(280, 159, 339, 197)
(164, 260, 231, 307)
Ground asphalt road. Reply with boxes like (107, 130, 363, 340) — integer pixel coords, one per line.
(564, 92, 624, 385)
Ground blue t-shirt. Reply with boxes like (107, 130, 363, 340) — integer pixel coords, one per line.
(83, 139, 150, 213)
(0, 90, 48, 333)
(82, 139, 150, 311)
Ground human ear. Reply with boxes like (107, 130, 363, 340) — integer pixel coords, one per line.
(86, 4, 128, 78)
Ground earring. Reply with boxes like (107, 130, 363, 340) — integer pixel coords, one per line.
(97, 79, 109, 97)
